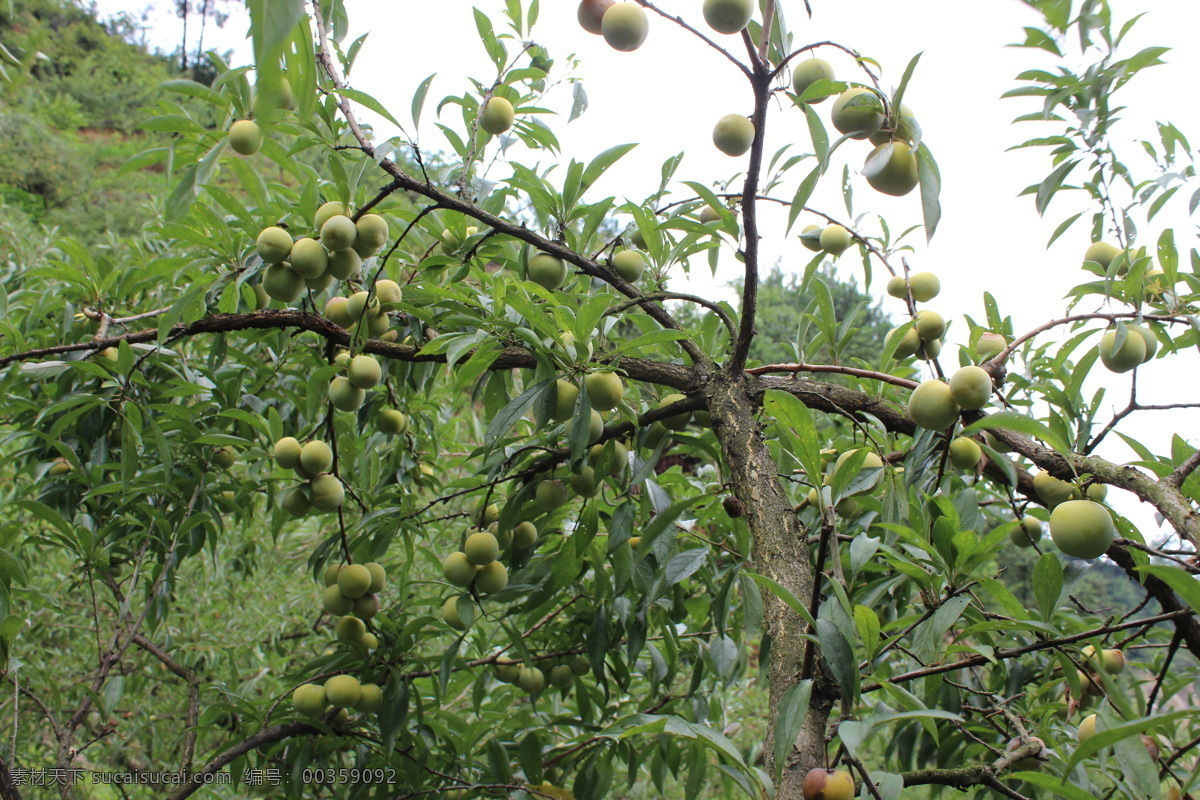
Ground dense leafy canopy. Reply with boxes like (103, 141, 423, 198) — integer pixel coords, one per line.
(0, 2, 1198, 800)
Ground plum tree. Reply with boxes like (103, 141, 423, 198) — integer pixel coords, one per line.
(7, 3, 1200, 800)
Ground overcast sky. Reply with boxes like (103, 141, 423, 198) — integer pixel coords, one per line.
(96, 0, 1199, 541)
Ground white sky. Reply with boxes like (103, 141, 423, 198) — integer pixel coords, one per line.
(97, 0, 1200, 541)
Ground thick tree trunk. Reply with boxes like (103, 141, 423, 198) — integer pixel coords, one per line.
(705, 373, 837, 799)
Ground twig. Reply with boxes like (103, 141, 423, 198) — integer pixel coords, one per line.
(863, 609, 1195, 691)
(747, 362, 918, 389)
(131, 633, 201, 774)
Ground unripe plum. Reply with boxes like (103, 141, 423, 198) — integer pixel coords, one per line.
(337, 563, 373, 598)
(585, 371, 625, 411)
(256, 226, 293, 264)
(1099, 328, 1145, 373)
(1049, 499, 1115, 559)
(228, 119, 262, 156)
(320, 215, 357, 252)
(819, 224, 852, 256)
(831, 88, 884, 139)
(262, 263, 305, 302)
(712, 114, 755, 157)
(601, 2, 649, 51)
(480, 96, 515, 135)
(949, 366, 993, 410)
(465, 530, 500, 565)
(474, 561, 508, 593)
(328, 376, 365, 412)
(907, 380, 960, 430)
(442, 552, 477, 587)
(292, 683, 326, 716)
(348, 355, 382, 389)
(551, 380, 579, 422)
(324, 675, 362, 708)
(702, 0, 752, 35)
(300, 440, 333, 475)
(864, 140, 919, 197)
(792, 58, 835, 103)
(288, 238, 328, 279)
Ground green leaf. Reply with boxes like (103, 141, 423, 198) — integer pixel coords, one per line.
(803, 104, 828, 164)
(1010, 773, 1106, 800)
(248, 0, 305, 64)
(961, 410, 1070, 455)
(787, 166, 822, 234)
(890, 52, 923, 115)
(916, 143, 941, 240)
(1062, 711, 1191, 774)
(816, 618, 858, 704)
(664, 548, 708, 586)
(1035, 158, 1078, 216)
(773, 681, 812, 781)
(855, 604, 881, 662)
(582, 144, 637, 191)
(485, 379, 552, 449)
(744, 573, 816, 630)
(1138, 565, 1200, 613)
(763, 389, 822, 478)
(911, 595, 969, 663)
(1033, 553, 1063, 619)
(411, 73, 437, 128)
(339, 88, 408, 134)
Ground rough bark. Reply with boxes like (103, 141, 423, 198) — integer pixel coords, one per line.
(705, 372, 836, 798)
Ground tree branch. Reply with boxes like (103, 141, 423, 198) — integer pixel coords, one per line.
(311, 3, 708, 367)
(605, 292, 735, 338)
(746, 362, 918, 389)
(636, 1, 753, 79)
(164, 721, 318, 800)
(863, 610, 1194, 690)
(901, 741, 1041, 790)
(131, 633, 200, 774)
(0, 757, 21, 800)
(0, 310, 697, 391)
(729, 66, 774, 374)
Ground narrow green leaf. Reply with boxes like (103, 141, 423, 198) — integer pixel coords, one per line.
(411, 73, 437, 128)
(916, 143, 941, 240)
(773, 681, 812, 781)
(1033, 553, 1063, 619)
(745, 573, 817, 630)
